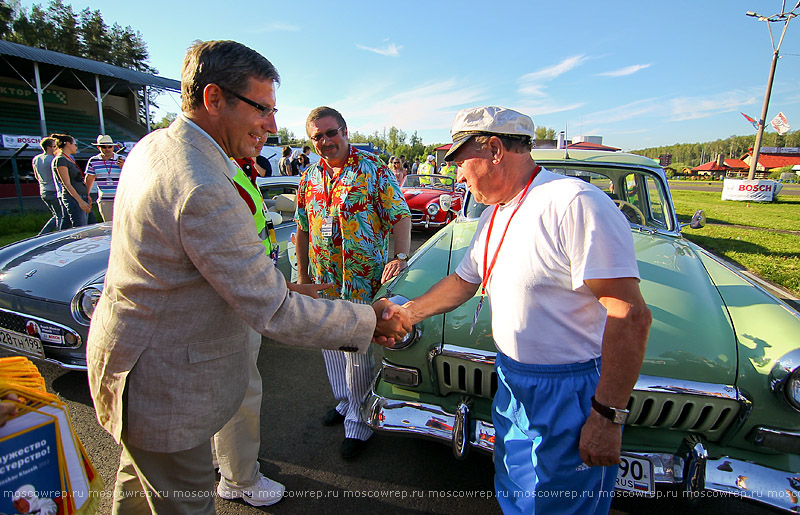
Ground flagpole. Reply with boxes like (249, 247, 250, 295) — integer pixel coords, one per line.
(746, 6, 797, 180)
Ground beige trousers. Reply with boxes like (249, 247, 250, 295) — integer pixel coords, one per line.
(98, 199, 114, 222)
(211, 327, 262, 488)
(113, 438, 215, 515)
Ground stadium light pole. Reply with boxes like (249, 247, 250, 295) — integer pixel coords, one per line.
(745, 3, 798, 180)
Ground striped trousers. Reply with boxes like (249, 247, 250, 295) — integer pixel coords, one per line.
(321, 348, 374, 440)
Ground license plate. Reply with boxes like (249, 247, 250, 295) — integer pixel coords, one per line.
(0, 327, 44, 358)
(615, 454, 655, 496)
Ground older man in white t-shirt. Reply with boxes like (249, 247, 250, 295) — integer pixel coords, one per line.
(383, 106, 652, 514)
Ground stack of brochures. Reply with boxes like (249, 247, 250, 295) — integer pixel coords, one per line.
(0, 356, 102, 514)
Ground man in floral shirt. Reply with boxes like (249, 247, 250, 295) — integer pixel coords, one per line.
(296, 106, 411, 459)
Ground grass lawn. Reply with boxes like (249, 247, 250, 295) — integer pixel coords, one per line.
(0, 211, 50, 247)
(672, 190, 800, 296)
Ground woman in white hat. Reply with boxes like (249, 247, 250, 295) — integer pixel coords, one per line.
(86, 135, 125, 222)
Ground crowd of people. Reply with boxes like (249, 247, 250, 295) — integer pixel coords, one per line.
(20, 39, 652, 514)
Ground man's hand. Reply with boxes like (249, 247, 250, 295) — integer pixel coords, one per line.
(371, 298, 411, 346)
(578, 409, 622, 467)
(0, 393, 20, 428)
(287, 281, 334, 298)
(381, 259, 407, 283)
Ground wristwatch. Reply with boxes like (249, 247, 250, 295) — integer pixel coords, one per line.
(591, 396, 629, 424)
(393, 253, 409, 261)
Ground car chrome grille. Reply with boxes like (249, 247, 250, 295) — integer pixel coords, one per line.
(0, 309, 29, 334)
(435, 352, 742, 442)
(409, 210, 426, 223)
(627, 391, 740, 441)
(435, 355, 497, 399)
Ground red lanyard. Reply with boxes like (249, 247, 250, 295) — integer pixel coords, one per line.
(321, 164, 345, 211)
(480, 166, 540, 295)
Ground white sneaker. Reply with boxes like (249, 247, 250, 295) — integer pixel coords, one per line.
(216, 473, 285, 507)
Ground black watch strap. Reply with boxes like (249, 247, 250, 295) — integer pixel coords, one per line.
(591, 395, 629, 424)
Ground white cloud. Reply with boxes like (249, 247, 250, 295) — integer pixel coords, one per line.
(597, 64, 652, 77)
(669, 89, 759, 121)
(581, 98, 662, 126)
(356, 43, 402, 57)
(518, 55, 588, 96)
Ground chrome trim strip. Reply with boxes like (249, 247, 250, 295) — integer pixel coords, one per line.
(440, 344, 496, 365)
(770, 349, 800, 411)
(633, 375, 739, 400)
(0, 307, 82, 350)
(453, 401, 470, 459)
(380, 360, 420, 387)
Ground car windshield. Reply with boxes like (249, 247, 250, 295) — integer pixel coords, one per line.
(464, 164, 673, 232)
(402, 174, 454, 190)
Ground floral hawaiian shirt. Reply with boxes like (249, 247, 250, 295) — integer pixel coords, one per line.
(295, 146, 410, 301)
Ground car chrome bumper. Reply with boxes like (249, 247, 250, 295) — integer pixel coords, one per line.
(362, 386, 800, 512)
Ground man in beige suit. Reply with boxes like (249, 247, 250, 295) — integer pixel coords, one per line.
(87, 40, 407, 515)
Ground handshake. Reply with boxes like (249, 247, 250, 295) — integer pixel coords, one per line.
(371, 298, 412, 347)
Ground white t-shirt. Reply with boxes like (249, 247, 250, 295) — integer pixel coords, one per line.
(455, 168, 640, 365)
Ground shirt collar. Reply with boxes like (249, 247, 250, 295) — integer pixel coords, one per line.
(180, 113, 238, 179)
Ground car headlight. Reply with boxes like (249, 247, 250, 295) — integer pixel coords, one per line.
(71, 285, 103, 325)
(770, 349, 800, 411)
(426, 203, 440, 216)
(439, 194, 452, 212)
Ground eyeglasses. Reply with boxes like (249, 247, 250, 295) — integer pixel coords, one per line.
(99, 145, 113, 149)
(219, 85, 278, 118)
(391, 160, 401, 164)
(309, 127, 343, 143)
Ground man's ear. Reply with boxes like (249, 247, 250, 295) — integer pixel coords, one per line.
(488, 136, 504, 164)
(203, 84, 225, 116)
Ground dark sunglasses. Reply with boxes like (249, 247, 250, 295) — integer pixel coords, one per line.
(99, 145, 114, 149)
(309, 127, 343, 143)
(219, 85, 278, 118)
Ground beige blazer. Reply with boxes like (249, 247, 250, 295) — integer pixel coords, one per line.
(87, 117, 375, 453)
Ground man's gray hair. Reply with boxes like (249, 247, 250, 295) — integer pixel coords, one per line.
(306, 106, 347, 134)
(181, 40, 280, 112)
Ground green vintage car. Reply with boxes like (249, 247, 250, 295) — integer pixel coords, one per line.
(363, 149, 800, 512)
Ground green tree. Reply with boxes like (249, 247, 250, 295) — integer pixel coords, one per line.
(152, 112, 176, 130)
(276, 127, 296, 145)
(79, 7, 111, 63)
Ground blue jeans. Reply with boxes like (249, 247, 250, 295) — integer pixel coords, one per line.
(38, 191, 64, 234)
(62, 195, 88, 228)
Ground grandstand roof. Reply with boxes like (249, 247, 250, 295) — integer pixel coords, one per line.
(0, 40, 180, 94)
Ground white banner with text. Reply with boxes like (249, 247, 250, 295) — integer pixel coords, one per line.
(722, 179, 782, 202)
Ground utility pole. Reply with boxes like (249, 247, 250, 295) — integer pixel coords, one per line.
(746, 3, 798, 180)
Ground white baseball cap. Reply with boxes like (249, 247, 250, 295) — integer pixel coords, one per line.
(444, 106, 534, 161)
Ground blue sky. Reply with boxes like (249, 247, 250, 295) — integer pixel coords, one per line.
(60, 0, 800, 151)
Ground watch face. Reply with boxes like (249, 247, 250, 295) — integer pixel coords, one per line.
(395, 253, 408, 260)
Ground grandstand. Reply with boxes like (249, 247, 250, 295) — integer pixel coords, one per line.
(0, 40, 180, 198)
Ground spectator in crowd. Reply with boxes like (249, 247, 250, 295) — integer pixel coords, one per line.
(296, 106, 411, 460)
(31, 137, 62, 234)
(381, 106, 651, 513)
(418, 154, 436, 184)
(389, 156, 405, 185)
(85, 135, 125, 222)
(411, 157, 420, 174)
(440, 159, 457, 180)
(51, 133, 91, 228)
(290, 148, 303, 175)
(279, 145, 292, 176)
(87, 40, 408, 514)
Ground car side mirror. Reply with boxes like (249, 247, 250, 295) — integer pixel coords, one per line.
(685, 209, 706, 230)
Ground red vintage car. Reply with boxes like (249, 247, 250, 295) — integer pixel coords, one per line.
(400, 174, 464, 229)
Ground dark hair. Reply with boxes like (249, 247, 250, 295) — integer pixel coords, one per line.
(306, 106, 347, 134)
(181, 40, 280, 112)
(282, 145, 292, 157)
(40, 137, 55, 151)
(50, 133, 74, 149)
(472, 134, 532, 154)
(302, 145, 311, 153)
